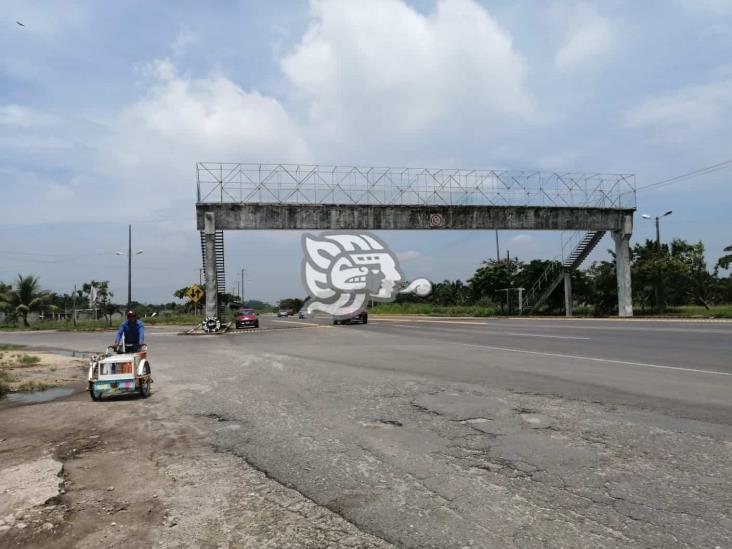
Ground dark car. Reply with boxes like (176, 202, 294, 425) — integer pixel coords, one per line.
(235, 308, 259, 329)
(333, 309, 368, 325)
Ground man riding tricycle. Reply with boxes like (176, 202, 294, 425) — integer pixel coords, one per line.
(87, 310, 153, 400)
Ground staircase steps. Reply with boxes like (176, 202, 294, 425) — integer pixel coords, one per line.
(525, 231, 606, 313)
(200, 231, 227, 318)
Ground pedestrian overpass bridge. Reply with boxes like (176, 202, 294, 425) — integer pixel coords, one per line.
(195, 163, 636, 324)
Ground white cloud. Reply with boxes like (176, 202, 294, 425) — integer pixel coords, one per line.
(43, 182, 75, 201)
(623, 78, 732, 139)
(115, 60, 310, 164)
(171, 28, 198, 56)
(0, 104, 55, 127)
(679, 0, 732, 14)
(397, 250, 421, 262)
(2, 61, 311, 225)
(554, 5, 614, 70)
(281, 0, 533, 140)
(510, 234, 532, 244)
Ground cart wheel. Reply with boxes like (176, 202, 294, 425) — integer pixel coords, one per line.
(139, 379, 151, 398)
(139, 362, 152, 398)
(89, 382, 102, 401)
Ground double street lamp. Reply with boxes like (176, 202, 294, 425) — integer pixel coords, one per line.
(641, 210, 673, 312)
(641, 210, 673, 250)
(116, 224, 143, 309)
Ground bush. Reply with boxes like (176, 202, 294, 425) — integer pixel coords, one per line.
(370, 303, 499, 316)
(0, 370, 16, 397)
(16, 380, 52, 392)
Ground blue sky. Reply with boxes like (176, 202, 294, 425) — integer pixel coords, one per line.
(1, 0, 731, 304)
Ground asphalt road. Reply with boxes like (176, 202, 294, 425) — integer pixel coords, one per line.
(1, 316, 730, 548)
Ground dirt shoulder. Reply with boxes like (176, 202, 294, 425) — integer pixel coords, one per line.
(0, 380, 390, 547)
(0, 350, 87, 397)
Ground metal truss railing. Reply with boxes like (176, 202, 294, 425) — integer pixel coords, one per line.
(196, 163, 636, 210)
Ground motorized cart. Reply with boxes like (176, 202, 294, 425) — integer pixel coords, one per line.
(88, 344, 152, 400)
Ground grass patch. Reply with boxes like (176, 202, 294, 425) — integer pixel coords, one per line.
(643, 305, 732, 318)
(0, 314, 206, 331)
(0, 368, 17, 397)
(17, 354, 41, 365)
(143, 314, 204, 325)
(0, 343, 26, 351)
(0, 370, 16, 383)
(16, 380, 54, 393)
(370, 303, 499, 316)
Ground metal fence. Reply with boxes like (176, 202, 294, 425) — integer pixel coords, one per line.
(196, 163, 636, 209)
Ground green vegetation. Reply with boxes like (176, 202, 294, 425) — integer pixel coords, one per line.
(1, 239, 730, 326)
(371, 303, 498, 316)
(0, 344, 25, 351)
(0, 369, 16, 396)
(1, 275, 50, 327)
(387, 238, 732, 317)
(16, 380, 53, 392)
(17, 354, 41, 365)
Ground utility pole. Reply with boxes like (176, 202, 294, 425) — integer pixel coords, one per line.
(495, 230, 500, 263)
(642, 211, 672, 313)
(116, 225, 143, 310)
(240, 268, 246, 303)
(655, 217, 661, 249)
(72, 285, 77, 327)
(127, 225, 132, 309)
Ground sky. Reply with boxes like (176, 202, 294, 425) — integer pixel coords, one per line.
(1, 0, 731, 304)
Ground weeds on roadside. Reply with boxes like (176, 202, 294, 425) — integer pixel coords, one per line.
(16, 380, 53, 392)
(0, 370, 16, 396)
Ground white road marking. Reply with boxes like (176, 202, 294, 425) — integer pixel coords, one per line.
(373, 317, 732, 334)
(454, 342, 732, 377)
(272, 318, 322, 327)
(391, 324, 590, 340)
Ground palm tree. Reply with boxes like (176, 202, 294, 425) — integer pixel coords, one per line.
(0, 282, 11, 320)
(718, 245, 732, 270)
(10, 275, 48, 327)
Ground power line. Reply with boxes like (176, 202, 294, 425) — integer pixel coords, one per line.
(0, 250, 116, 257)
(636, 159, 732, 193)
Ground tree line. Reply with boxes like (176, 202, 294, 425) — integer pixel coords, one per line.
(395, 239, 732, 314)
(0, 277, 124, 326)
(3, 239, 730, 325)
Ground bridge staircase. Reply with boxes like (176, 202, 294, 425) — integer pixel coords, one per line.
(200, 230, 226, 318)
(524, 231, 606, 314)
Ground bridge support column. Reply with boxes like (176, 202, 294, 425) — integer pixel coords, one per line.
(203, 212, 219, 320)
(563, 270, 573, 317)
(612, 214, 634, 317)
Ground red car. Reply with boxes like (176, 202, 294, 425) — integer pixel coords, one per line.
(235, 308, 259, 329)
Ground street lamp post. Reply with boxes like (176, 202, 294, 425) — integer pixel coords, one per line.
(240, 268, 247, 304)
(116, 224, 143, 309)
(641, 211, 672, 312)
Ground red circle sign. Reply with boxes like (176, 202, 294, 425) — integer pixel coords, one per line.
(429, 213, 444, 228)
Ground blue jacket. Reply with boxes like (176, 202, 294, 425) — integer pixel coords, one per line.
(115, 319, 145, 345)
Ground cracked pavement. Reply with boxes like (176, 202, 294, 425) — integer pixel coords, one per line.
(1, 316, 730, 548)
